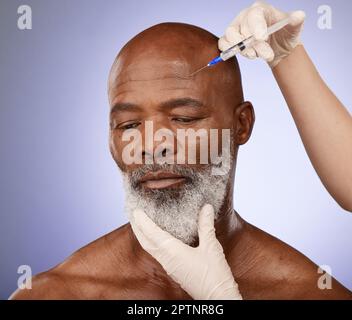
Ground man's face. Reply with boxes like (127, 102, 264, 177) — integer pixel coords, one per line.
(108, 60, 238, 174)
(107, 23, 254, 244)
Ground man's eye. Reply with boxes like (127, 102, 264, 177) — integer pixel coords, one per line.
(119, 122, 141, 130)
(172, 117, 198, 123)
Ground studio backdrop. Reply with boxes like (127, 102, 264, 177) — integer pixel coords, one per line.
(0, 0, 351, 299)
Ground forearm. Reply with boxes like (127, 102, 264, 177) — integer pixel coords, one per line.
(273, 45, 352, 211)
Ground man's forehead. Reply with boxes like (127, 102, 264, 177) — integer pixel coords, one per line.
(108, 47, 242, 109)
(108, 57, 213, 104)
(110, 58, 200, 87)
(109, 80, 205, 112)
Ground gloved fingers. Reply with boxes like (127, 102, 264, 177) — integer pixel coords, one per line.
(132, 208, 185, 252)
(219, 30, 242, 52)
(198, 204, 217, 245)
(224, 26, 244, 45)
(218, 37, 233, 51)
(223, 12, 263, 61)
(220, 39, 256, 60)
(130, 210, 158, 252)
(237, 20, 258, 59)
(289, 10, 306, 27)
(223, 25, 256, 59)
(252, 41, 275, 62)
(131, 219, 180, 273)
(246, 5, 268, 41)
(242, 47, 257, 59)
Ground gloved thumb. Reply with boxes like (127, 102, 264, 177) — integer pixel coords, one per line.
(198, 204, 216, 245)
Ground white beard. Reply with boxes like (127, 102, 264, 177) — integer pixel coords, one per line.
(123, 163, 231, 245)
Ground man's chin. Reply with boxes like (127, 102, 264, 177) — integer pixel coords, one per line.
(137, 187, 186, 205)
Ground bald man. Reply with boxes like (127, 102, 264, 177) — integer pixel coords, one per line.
(10, 23, 351, 300)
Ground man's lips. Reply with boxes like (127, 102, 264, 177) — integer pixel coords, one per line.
(139, 171, 187, 189)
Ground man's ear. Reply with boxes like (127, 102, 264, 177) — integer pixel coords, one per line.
(233, 101, 255, 145)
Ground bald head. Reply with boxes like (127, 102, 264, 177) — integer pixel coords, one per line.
(108, 22, 244, 107)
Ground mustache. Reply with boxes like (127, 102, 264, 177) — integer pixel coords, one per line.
(126, 164, 211, 189)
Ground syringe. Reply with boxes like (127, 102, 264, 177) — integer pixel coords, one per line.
(190, 16, 291, 76)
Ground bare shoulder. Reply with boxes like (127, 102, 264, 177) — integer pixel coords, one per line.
(10, 223, 133, 300)
(233, 222, 352, 300)
(9, 270, 78, 300)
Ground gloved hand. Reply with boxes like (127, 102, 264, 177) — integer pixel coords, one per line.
(130, 204, 242, 300)
(218, 1, 305, 68)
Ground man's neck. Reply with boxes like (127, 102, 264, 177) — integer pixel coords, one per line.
(214, 202, 242, 249)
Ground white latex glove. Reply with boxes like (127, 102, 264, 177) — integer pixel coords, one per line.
(130, 204, 242, 300)
(218, 1, 305, 68)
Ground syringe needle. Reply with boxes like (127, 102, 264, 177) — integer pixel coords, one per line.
(188, 65, 209, 77)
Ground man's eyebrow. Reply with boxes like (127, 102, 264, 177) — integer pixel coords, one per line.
(110, 102, 141, 114)
(159, 97, 205, 109)
(110, 97, 205, 115)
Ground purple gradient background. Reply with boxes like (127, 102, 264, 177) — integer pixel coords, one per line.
(0, 0, 351, 299)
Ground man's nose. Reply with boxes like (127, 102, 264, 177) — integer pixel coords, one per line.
(142, 144, 174, 161)
(142, 120, 177, 164)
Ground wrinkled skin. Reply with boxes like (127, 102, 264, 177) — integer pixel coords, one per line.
(11, 23, 351, 300)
